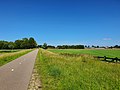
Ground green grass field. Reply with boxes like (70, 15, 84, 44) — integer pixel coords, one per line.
(0, 50, 19, 55)
(36, 49, 120, 90)
(0, 50, 19, 53)
(49, 49, 120, 58)
(0, 49, 33, 66)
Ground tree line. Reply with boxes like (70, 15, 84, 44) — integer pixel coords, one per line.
(57, 45, 85, 49)
(38, 43, 120, 49)
(85, 45, 120, 49)
(1, 38, 119, 50)
(38, 43, 85, 49)
(109, 45, 120, 49)
(0, 37, 37, 49)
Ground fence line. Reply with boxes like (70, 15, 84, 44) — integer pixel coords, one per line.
(95, 56, 120, 62)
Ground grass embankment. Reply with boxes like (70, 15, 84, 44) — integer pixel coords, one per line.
(36, 49, 120, 90)
(0, 50, 19, 56)
(0, 50, 18, 53)
(49, 49, 120, 58)
(0, 49, 33, 66)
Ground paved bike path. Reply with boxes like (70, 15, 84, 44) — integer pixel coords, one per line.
(0, 49, 38, 90)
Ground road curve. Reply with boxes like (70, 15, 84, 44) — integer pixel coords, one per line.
(0, 49, 38, 90)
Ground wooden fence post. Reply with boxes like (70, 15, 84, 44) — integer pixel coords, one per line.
(104, 56, 106, 61)
(115, 57, 118, 62)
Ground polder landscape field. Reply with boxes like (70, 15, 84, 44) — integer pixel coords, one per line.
(36, 49, 120, 90)
(0, 49, 33, 66)
(49, 49, 120, 58)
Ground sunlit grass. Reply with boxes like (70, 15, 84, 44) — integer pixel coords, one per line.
(49, 49, 120, 58)
(36, 49, 120, 90)
(0, 49, 33, 66)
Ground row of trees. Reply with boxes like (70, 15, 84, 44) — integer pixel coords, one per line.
(0, 37, 37, 49)
(85, 45, 120, 49)
(57, 45, 85, 49)
(38, 43, 85, 49)
(39, 43, 120, 49)
(109, 45, 120, 48)
(38, 43, 55, 49)
(1, 38, 119, 49)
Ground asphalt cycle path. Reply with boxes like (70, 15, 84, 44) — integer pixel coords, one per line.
(0, 49, 38, 90)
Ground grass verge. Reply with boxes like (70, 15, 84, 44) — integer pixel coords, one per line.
(0, 49, 33, 66)
(36, 49, 120, 90)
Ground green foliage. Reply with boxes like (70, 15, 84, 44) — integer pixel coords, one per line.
(15, 40, 23, 49)
(0, 37, 37, 49)
(29, 37, 37, 48)
(0, 41, 9, 49)
(21, 38, 29, 49)
(57, 45, 84, 49)
(42, 43, 47, 49)
(36, 49, 120, 90)
(47, 45, 55, 49)
(48, 66, 61, 78)
(8, 42, 15, 49)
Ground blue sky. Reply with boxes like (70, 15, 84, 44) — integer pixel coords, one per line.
(0, 0, 120, 46)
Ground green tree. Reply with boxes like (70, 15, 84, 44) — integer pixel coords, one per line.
(0, 41, 9, 49)
(0, 41, 4, 49)
(2, 42, 9, 49)
(15, 40, 23, 49)
(42, 43, 47, 49)
(28, 37, 37, 48)
(21, 38, 29, 49)
(0, 37, 37, 49)
(8, 42, 15, 49)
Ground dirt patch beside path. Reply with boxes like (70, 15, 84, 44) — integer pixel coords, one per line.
(28, 68, 42, 90)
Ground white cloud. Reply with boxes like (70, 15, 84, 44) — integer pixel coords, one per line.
(103, 38, 112, 41)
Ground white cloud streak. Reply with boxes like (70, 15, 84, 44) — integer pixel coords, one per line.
(103, 38, 112, 41)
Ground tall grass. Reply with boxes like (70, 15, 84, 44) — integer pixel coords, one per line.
(0, 49, 33, 66)
(36, 49, 120, 90)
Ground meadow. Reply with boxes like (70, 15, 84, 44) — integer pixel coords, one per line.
(49, 49, 120, 58)
(36, 49, 120, 90)
(0, 49, 33, 66)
